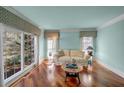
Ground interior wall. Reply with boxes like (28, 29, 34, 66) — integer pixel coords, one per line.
(43, 28, 97, 58)
(43, 31, 81, 58)
(60, 32, 80, 50)
(39, 29, 45, 61)
(96, 20, 124, 74)
(43, 29, 97, 58)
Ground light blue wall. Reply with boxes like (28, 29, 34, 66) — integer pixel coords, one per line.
(96, 20, 124, 73)
(60, 32, 80, 50)
(40, 31, 97, 58)
(39, 30, 45, 59)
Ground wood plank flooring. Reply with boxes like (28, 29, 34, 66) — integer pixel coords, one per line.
(11, 60, 124, 87)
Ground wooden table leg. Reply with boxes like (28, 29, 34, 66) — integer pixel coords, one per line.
(77, 73, 81, 84)
(65, 72, 67, 82)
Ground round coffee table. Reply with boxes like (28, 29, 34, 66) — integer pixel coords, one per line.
(62, 64, 83, 84)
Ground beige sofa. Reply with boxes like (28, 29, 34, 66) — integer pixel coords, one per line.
(53, 50, 91, 67)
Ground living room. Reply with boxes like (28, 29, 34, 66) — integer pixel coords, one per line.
(0, 6, 124, 87)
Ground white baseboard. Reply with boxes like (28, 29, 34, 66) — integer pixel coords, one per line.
(96, 58, 124, 79)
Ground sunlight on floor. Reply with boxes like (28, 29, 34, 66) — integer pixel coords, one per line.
(82, 73, 93, 86)
(47, 63, 55, 82)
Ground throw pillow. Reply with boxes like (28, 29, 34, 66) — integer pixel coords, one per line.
(58, 50, 65, 57)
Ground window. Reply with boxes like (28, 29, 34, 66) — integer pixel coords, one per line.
(0, 24, 38, 86)
(82, 37, 93, 51)
(47, 39, 57, 58)
(3, 31, 36, 80)
(24, 33, 35, 68)
(3, 31, 21, 79)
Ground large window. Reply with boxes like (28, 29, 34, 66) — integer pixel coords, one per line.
(0, 25, 37, 84)
(82, 37, 93, 50)
(3, 31, 21, 79)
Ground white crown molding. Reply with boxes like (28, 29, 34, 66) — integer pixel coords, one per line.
(60, 28, 97, 32)
(96, 58, 124, 79)
(97, 13, 124, 30)
(79, 28, 97, 31)
(60, 28, 80, 32)
(3, 6, 41, 29)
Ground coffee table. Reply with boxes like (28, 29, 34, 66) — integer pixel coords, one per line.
(62, 64, 83, 84)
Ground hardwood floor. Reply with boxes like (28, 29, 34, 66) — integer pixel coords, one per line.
(11, 60, 124, 87)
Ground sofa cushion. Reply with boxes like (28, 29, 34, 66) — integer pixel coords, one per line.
(58, 50, 65, 57)
(70, 50, 83, 57)
(63, 50, 70, 56)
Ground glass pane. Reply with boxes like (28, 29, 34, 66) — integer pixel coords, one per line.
(83, 37, 93, 50)
(47, 40, 53, 57)
(3, 32, 21, 79)
(48, 40, 53, 49)
(47, 39, 57, 58)
(24, 33, 34, 68)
